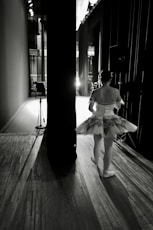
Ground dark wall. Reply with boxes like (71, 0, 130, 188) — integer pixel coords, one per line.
(0, 0, 29, 130)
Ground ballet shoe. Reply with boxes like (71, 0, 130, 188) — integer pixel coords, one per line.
(103, 170, 115, 178)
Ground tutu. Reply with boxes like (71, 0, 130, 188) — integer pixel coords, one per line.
(76, 103, 137, 138)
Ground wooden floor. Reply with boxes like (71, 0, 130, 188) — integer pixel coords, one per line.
(77, 135, 153, 230)
(0, 96, 153, 230)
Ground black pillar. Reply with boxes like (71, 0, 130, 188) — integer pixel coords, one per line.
(47, 1, 77, 168)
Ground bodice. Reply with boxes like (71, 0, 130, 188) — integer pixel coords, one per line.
(94, 103, 117, 117)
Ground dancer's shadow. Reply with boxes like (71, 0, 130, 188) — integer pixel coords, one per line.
(102, 176, 142, 230)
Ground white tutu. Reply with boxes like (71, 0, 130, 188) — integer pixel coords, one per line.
(76, 103, 137, 138)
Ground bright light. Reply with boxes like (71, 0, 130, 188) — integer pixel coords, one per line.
(29, 8, 34, 17)
(75, 77, 81, 88)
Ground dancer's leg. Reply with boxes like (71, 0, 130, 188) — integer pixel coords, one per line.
(103, 136, 114, 171)
(103, 136, 115, 178)
(93, 134, 102, 168)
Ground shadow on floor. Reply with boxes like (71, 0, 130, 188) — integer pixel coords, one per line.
(102, 176, 142, 230)
(34, 131, 77, 179)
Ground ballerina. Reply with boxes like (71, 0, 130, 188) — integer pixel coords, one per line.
(76, 70, 137, 178)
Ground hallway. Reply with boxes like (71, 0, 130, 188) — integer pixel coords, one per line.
(0, 97, 47, 134)
(0, 96, 153, 229)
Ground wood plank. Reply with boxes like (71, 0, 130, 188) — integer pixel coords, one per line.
(77, 135, 124, 230)
(76, 134, 153, 230)
(0, 133, 43, 229)
(7, 134, 102, 230)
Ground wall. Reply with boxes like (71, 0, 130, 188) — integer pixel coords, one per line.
(0, 0, 29, 130)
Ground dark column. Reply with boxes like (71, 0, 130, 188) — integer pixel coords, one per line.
(47, 1, 77, 169)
